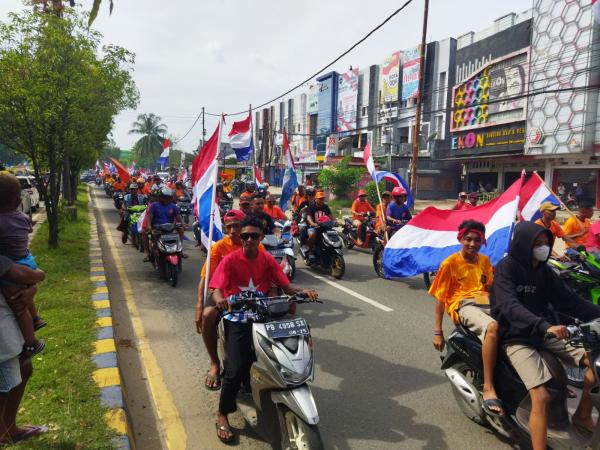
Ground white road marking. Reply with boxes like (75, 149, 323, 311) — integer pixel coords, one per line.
(304, 272, 394, 312)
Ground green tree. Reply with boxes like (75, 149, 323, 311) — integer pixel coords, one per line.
(0, 8, 138, 247)
(365, 180, 386, 206)
(89, 0, 113, 25)
(317, 157, 365, 199)
(129, 113, 168, 164)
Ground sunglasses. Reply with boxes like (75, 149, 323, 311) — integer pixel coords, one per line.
(240, 232, 261, 241)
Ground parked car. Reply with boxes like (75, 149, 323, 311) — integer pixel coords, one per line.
(19, 188, 32, 220)
(80, 171, 96, 183)
(16, 175, 40, 211)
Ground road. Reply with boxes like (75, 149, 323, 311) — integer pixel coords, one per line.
(91, 186, 512, 450)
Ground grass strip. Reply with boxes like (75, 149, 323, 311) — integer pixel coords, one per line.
(9, 185, 115, 449)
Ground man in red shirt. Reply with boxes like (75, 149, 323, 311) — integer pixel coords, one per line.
(453, 192, 468, 210)
(210, 215, 318, 443)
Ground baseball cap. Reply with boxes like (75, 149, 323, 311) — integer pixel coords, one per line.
(459, 192, 467, 197)
(540, 201, 560, 212)
(357, 189, 367, 197)
(315, 191, 326, 199)
(223, 209, 245, 223)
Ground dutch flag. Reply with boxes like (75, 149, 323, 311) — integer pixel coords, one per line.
(157, 139, 171, 167)
(228, 113, 254, 161)
(191, 126, 223, 247)
(279, 128, 298, 211)
(518, 172, 561, 222)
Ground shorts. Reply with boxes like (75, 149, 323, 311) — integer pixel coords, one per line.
(457, 300, 495, 343)
(0, 252, 38, 287)
(504, 337, 586, 390)
(0, 357, 22, 393)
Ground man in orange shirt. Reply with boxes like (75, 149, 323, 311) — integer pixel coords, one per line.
(195, 210, 265, 390)
(429, 219, 503, 417)
(264, 194, 287, 221)
(137, 178, 149, 195)
(562, 201, 594, 248)
(375, 191, 391, 235)
(534, 202, 576, 247)
(291, 185, 306, 212)
(174, 181, 186, 198)
(351, 189, 374, 245)
(112, 176, 127, 192)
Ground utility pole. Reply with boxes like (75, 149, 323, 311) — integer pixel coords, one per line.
(409, 0, 429, 198)
(201, 106, 206, 148)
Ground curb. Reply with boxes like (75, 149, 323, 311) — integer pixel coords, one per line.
(88, 193, 134, 450)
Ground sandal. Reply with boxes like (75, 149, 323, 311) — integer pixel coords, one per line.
(0, 425, 49, 444)
(205, 372, 221, 391)
(33, 317, 47, 331)
(20, 339, 45, 361)
(215, 423, 235, 444)
(482, 398, 505, 418)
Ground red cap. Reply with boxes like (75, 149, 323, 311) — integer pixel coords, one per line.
(392, 186, 406, 196)
(357, 189, 367, 197)
(223, 209, 245, 223)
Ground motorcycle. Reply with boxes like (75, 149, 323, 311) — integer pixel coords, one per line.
(217, 293, 323, 450)
(150, 223, 183, 287)
(104, 182, 114, 197)
(95, 177, 102, 186)
(113, 191, 125, 210)
(218, 192, 234, 214)
(548, 247, 600, 304)
(296, 218, 345, 279)
(442, 319, 600, 449)
(123, 205, 147, 251)
(340, 212, 377, 252)
(372, 220, 409, 278)
(176, 194, 192, 224)
(263, 220, 296, 281)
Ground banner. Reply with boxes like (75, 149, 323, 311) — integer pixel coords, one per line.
(382, 51, 401, 103)
(401, 45, 421, 101)
(336, 67, 359, 132)
(307, 84, 319, 114)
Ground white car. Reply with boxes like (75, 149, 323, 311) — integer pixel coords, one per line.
(17, 175, 40, 211)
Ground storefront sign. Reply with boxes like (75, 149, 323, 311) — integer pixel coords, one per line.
(401, 45, 421, 101)
(527, 127, 544, 145)
(336, 68, 359, 132)
(382, 51, 401, 103)
(451, 123, 526, 156)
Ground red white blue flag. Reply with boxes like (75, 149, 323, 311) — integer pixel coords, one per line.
(279, 129, 298, 210)
(518, 172, 561, 221)
(228, 113, 254, 161)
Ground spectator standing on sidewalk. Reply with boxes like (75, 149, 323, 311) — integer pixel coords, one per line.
(0, 254, 47, 445)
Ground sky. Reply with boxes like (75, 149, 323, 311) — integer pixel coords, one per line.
(0, 0, 531, 153)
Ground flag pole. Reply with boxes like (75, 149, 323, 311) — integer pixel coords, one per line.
(203, 116, 223, 302)
(533, 171, 576, 217)
(249, 104, 256, 183)
(367, 134, 389, 243)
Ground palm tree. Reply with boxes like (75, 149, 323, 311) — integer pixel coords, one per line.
(129, 113, 168, 162)
(89, 0, 113, 25)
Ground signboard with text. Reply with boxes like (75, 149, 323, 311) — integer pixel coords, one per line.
(450, 122, 526, 157)
(336, 68, 359, 132)
(401, 45, 421, 101)
(382, 51, 401, 103)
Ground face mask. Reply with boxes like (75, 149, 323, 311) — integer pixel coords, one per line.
(533, 245, 550, 262)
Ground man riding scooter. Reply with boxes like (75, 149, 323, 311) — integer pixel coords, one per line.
(386, 187, 412, 231)
(491, 221, 600, 450)
(351, 189, 374, 246)
(146, 188, 187, 260)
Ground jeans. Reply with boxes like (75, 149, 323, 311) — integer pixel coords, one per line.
(218, 321, 254, 415)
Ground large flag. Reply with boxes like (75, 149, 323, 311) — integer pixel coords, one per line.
(383, 174, 524, 278)
(228, 113, 254, 161)
(191, 126, 223, 247)
(374, 170, 413, 208)
(363, 143, 377, 178)
(108, 157, 131, 184)
(279, 129, 298, 211)
(157, 139, 171, 167)
(128, 161, 136, 175)
(519, 172, 560, 221)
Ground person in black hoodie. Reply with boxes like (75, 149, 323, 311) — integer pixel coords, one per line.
(491, 221, 600, 450)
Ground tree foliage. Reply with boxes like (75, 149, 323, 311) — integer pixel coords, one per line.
(0, 7, 139, 247)
(364, 180, 386, 206)
(129, 113, 168, 166)
(89, 0, 113, 26)
(317, 157, 365, 199)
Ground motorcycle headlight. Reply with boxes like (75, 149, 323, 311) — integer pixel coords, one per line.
(258, 334, 278, 361)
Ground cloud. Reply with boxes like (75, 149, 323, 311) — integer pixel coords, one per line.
(201, 40, 225, 64)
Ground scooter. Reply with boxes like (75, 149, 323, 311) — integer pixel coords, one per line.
(177, 194, 192, 224)
(296, 218, 345, 279)
(442, 319, 600, 449)
(126, 205, 147, 251)
(150, 223, 183, 287)
(340, 212, 377, 252)
(113, 191, 125, 210)
(263, 220, 296, 281)
(218, 293, 324, 450)
(104, 182, 114, 197)
(218, 192, 234, 214)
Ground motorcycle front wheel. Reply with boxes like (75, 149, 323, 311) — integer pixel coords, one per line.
(168, 263, 178, 287)
(330, 254, 345, 279)
(373, 245, 385, 278)
(278, 406, 323, 450)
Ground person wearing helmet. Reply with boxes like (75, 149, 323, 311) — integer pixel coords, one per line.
(351, 189, 375, 245)
(244, 180, 256, 196)
(147, 187, 186, 257)
(124, 183, 145, 208)
(387, 187, 412, 230)
(305, 191, 334, 256)
(137, 177, 149, 195)
(453, 192, 468, 211)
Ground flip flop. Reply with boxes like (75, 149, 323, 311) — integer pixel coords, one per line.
(0, 425, 49, 444)
(482, 398, 505, 418)
(572, 419, 594, 435)
(215, 423, 235, 444)
(205, 372, 221, 391)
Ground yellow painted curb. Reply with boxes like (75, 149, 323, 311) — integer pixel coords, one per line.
(105, 408, 128, 435)
(93, 339, 116, 355)
(94, 286, 108, 294)
(96, 317, 113, 328)
(92, 367, 120, 387)
(90, 275, 106, 282)
(93, 300, 111, 310)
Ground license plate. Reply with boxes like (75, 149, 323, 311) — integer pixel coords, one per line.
(265, 318, 309, 339)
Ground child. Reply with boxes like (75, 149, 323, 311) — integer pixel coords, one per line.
(428, 219, 503, 417)
(0, 172, 46, 359)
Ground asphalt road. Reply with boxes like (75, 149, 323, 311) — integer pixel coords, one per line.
(91, 186, 512, 450)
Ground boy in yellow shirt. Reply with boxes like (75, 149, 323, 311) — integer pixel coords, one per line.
(562, 200, 594, 248)
(429, 219, 503, 416)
